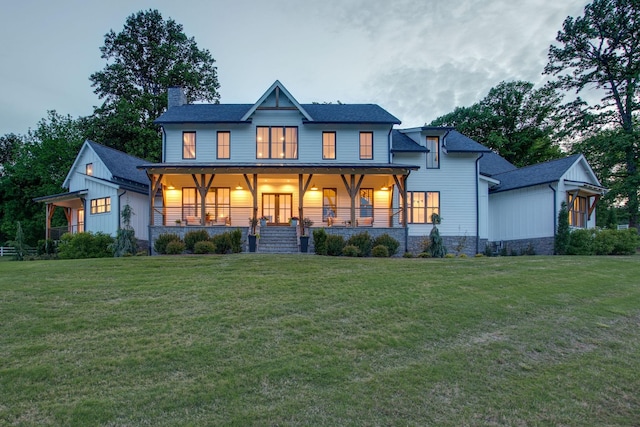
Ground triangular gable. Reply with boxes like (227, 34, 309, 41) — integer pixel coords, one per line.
(241, 80, 312, 121)
(561, 154, 603, 188)
(62, 140, 106, 189)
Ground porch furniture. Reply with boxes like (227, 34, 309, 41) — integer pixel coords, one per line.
(357, 217, 373, 227)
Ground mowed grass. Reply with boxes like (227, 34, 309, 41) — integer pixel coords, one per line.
(1, 255, 639, 426)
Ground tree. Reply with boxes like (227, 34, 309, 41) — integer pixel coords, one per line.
(430, 81, 564, 167)
(544, 0, 640, 227)
(88, 9, 220, 161)
(0, 133, 23, 177)
(555, 201, 571, 255)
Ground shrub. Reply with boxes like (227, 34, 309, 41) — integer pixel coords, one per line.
(475, 253, 484, 257)
(112, 204, 137, 257)
(429, 225, 447, 258)
(184, 229, 210, 252)
(230, 229, 243, 253)
(37, 239, 58, 256)
(154, 233, 181, 255)
(373, 233, 400, 256)
(594, 229, 616, 255)
(325, 234, 345, 256)
(165, 240, 186, 255)
(58, 232, 115, 259)
(567, 228, 595, 255)
(313, 228, 328, 255)
(346, 232, 373, 257)
(403, 252, 414, 258)
(611, 227, 639, 255)
(211, 233, 232, 254)
(372, 245, 389, 257)
(342, 244, 360, 257)
(194, 240, 216, 254)
(458, 253, 468, 258)
(483, 243, 493, 257)
(418, 252, 431, 258)
(555, 201, 570, 255)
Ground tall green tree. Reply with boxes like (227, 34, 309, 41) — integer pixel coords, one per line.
(88, 9, 220, 161)
(0, 133, 23, 177)
(544, 0, 640, 227)
(0, 111, 85, 244)
(430, 81, 564, 167)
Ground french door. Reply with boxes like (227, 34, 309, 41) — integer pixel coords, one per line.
(262, 193, 292, 225)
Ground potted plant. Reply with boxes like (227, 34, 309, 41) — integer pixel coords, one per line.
(260, 216, 268, 227)
(248, 217, 259, 252)
(300, 217, 314, 252)
(289, 216, 299, 227)
(206, 212, 212, 223)
(175, 219, 182, 226)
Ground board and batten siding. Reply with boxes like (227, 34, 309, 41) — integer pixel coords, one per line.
(68, 148, 110, 192)
(84, 180, 120, 237)
(119, 192, 149, 240)
(488, 185, 555, 242)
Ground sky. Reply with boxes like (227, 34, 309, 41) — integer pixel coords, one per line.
(0, 0, 588, 137)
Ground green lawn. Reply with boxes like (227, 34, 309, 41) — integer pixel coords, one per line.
(1, 255, 639, 426)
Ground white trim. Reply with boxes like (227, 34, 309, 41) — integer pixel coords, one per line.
(241, 80, 312, 122)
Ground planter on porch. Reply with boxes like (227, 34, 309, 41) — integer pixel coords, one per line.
(300, 235, 310, 253)
(248, 234, 258, 252)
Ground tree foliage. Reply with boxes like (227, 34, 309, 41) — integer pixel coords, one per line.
(88, 9, 220, 161)
(430, 81, 564, 167)
(545, 0, 640, 227)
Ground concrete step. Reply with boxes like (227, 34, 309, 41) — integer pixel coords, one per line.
(257, 226, 299, 253)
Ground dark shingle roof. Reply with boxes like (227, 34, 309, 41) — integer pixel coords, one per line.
(479, 151, 517, 176)
(490, 154, 582, 193)
(444, 130, 492, 153)
(87, 141, 149, 187)
(155, 103, 401, 124)
(391, 130, 427, 152)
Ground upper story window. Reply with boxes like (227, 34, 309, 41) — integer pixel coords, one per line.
(90, 197, 111, 214)
(568, 194, 587, 228)
(85, 163, 93, 176)
(360, 132, 373, 160)
(183, 132, 196, 159)
(323, 132, 336, 160)
(256, 126, 298, 159)
(217, 131, 230, 159)
(426, 137, 439, 168)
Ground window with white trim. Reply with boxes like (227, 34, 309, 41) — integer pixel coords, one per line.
(90, 197, 111, 214)
(426, 137, 439, 168)
(402, 191, 440, 223)
(183, 131, 196, 159)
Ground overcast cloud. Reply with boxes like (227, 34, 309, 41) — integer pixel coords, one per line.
(0, 0, 587, 136)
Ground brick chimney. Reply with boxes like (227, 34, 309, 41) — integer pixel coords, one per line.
(167, 86, 187, 108)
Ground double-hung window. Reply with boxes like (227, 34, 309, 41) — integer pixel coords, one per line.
(402, 191, 440, 223)
(217, 131, 230, 159)
(256, 126, 298, 159)
(360, 132, 373, 160)
(323, 132, 336, 160)
(426, 137, 439, 168)
(183, 131, 196, 159)
(323, 188, 337, 221)
(359, 188, 374, 218)
(183, 187, 231, 220)
(90, 197, 111, 214)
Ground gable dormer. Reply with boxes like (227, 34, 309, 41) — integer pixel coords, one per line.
(241, 80, 312, 122)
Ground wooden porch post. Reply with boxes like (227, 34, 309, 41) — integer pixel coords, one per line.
(192, 174, 215, 224)
(45, 203, 56, 239)
(63, 208, 72, 233)
(243, 173, 259, 221)
(299, 174, 313, 235)
(148, 174, 163, 226)
(393, 174, 409, 252)
(340, 174, 365, 227)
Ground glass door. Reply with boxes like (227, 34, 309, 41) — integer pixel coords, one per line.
(262, 193, 292, 225)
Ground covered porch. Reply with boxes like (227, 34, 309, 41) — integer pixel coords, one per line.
(33, 190, 87, 240)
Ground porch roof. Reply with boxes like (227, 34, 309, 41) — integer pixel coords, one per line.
(138, 162, 420, 175)
(33, 189, 87, 208)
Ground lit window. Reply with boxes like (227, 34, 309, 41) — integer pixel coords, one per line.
(90, 197, 111, 214)
(256, 126, 298, 159)
(402, 191, 440, 223)
(217, 131, 230, 159)
(86, 163, 93, 176)
(77, 208, 84, 232)
(323, 188, 337, 222)
(359, 188, 373, 218)
(360, 132, 373, 160)
(183, 131, 196, 159)
(426, 137, 439, 168)
(323, 132, 336, 160)
(568, 195, 587, 227)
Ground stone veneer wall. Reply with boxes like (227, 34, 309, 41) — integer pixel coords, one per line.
(308, 227, 406, 256)
(406, 235, 483, 257)
(489, 237, 555, 256)
(149, 226, 248, 255)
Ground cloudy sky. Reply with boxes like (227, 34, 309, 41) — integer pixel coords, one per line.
(0, 0, 587, 136)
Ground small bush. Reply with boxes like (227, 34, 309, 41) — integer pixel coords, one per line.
(211, 233, 232, 254)
(418, 252, 431, 258)
(313, 228, 328, 255)
(325, 234, 345, 256)
(58, 232, 115, 259)
(373, 233, 400, 256)
(445, 253, 455, 258)
(184, 229, 211, 252)
(230, 229, 243, 253)
(567, 228, 595, 255)
(347, 232, 373, 257)
(165, 240, 186, 255)
(483, 244, 493, 257)
(458, 253, 468, 258)
(342, 245, 360, 257)
(194, 240, 216, 254)
(154, 233, 181, 255)
(611, 227, 639, 255)
(372, 245, 389, 257)
(403, 252, 414, 258)
(475, 253, 484, 257)
(37, 239, 58, 256)
(594, 229, 616, 255)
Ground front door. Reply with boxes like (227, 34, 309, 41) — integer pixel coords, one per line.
(262, 193, 292, 225)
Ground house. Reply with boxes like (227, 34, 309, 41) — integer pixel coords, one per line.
(34, 140, 150, 244)
(136, 80, 606, 255)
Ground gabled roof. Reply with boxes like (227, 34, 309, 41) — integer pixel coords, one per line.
(155, 81, 401, 125)
(490, 153, 586, 193)
(444, 130, 492, 153)
(479, 151, 518, 176)
(63, 140, 149, 190)
(391, 130, 427, 152)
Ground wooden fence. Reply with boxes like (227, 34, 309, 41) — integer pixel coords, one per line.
(0, 246, 36, 257)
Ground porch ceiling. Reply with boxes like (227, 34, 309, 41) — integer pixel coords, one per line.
(564, 180, 608, 196)
(33, 189, 87, 208)
(138, 163, 420, 175)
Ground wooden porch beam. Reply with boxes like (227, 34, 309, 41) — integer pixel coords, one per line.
(148, 173, 163, 226)
(243, 174, 258, 220)
(588, 194, 600, 220)
(45, 204, 56, 240)
(192, 173, 215, 224)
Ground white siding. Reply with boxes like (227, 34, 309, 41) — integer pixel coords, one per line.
(489, 185, 555, 241)
(67, 146, 111, 192)
(84, 180, 119, 236)
(118, 192, 149, 240)
(478, 178, 490, 239)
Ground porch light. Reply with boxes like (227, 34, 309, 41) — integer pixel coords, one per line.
(235, 183, 243, 190)
(380, 185, 389, 191)
(167, 184, 175, 190)
(311, 184, 318, 191)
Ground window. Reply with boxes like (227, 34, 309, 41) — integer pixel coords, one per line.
(90, 197, 111, 214)
(217, 131, 230, 159)
(256, 126, 298, 159)
(183, 187, 231, 220)
(77, 208, 84, 232)
(183, 131, 196, 159)
(568, 194, 587, 227)
(323, 188, 337, 221)
(402, 191, 440, 223)
(359, 188, 373, 218)
(85, 163, 93, 176)
(323, 132, 336, 160)
(360, 132, 373, 160)
(426, 137, 439, 168)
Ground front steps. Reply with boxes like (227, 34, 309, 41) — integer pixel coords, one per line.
(257, 226, 299, 253)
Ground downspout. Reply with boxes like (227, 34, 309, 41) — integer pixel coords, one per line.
(549, 184, 557, 248)
(387, 128, 393, 164)
(117, 189, 127, 231)
(475, 154, 484, 254)
(161, 127, 167, 163)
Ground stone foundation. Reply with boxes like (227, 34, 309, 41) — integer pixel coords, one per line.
(407, 235, 483, 257)
(487, 237, 555, 256)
